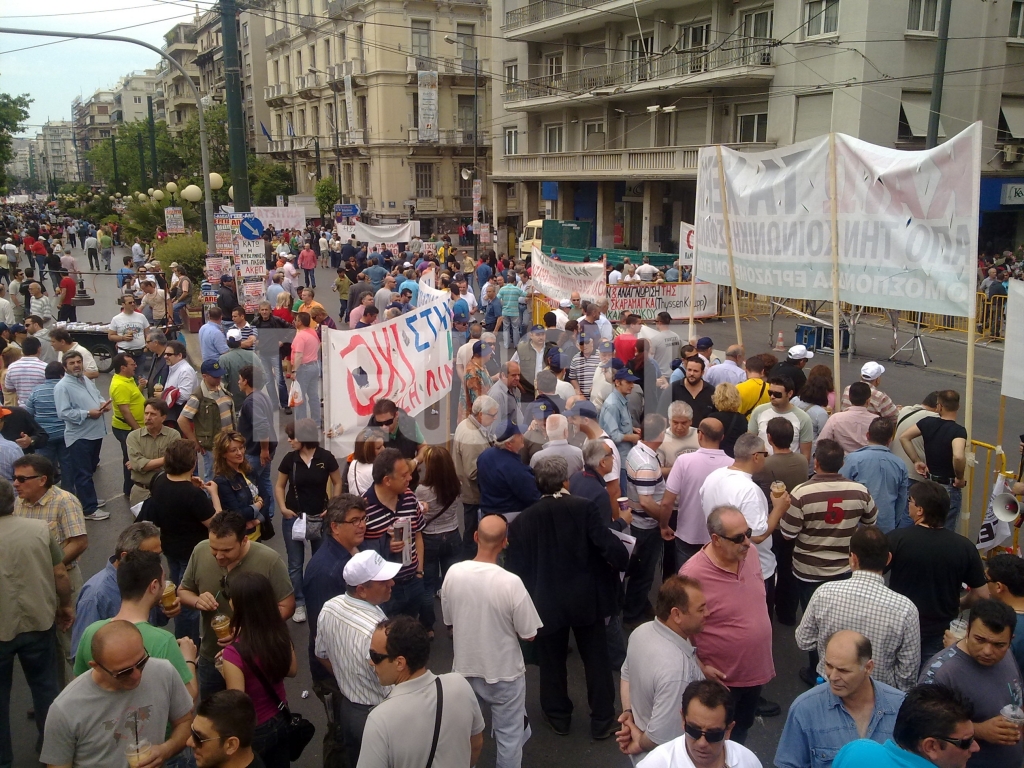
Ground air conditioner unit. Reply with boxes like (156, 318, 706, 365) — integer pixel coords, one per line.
(1004, 145, 1020, 163)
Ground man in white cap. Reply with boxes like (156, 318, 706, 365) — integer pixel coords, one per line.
(842, 361, 898, 420)
(315, 549, 401, 766)
(770, 345, 814, 395)
(553, 299, 571, 330)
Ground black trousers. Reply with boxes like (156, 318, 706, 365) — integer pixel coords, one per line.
(535, 621, 616, 735)
(727, 685, 762, 744)
(772, 530, 799, 625)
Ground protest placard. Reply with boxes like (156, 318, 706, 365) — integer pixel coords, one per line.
(164, 207, 185, 235)
(606, 281, 718, 321)
(531, 246, 605, 303)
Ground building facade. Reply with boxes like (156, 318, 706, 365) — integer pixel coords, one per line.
(114, 69, 162, 124)
(155, 22, 201, 136)
(36, 121, 80, 187)
(261, 0, 491, 233)
(490, 0, 1024, 254)
(71, 90, 116, 182)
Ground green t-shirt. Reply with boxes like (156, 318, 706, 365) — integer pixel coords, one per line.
(180, 539, 293, 660)
(73, 620, 193, 683)
(99, 234, 112, 249)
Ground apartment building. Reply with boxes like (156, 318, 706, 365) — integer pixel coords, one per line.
(194, 8, 272, 152)
(491, 0, 1024, 253)
(5, 140, 34, 182)
(261, 0, 490, 232)
(71, 90, 116, 182)
(155, 22, 201, 136)
(114, 69, 162, 124)
(36, 121, 80, 186)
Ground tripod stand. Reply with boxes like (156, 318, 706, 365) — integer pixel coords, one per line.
(889, 311, 932, 367)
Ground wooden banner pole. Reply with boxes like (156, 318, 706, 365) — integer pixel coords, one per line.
(828, 133, 842, 413)
(715, 145, 743, 349)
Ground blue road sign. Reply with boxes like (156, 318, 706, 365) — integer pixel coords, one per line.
(333, 204, 344, 213)
(239, 216, 265, 240)
(339, 204, 360, 217)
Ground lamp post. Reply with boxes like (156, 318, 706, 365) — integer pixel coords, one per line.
(0, 26, 217, 259)
(445, 34, 479, 265)
(309, 67, 342, 194)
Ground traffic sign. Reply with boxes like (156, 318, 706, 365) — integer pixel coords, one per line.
(339, 204, 360, 217)
(333, 204, 344, 213)
(239, 216, 265, 240)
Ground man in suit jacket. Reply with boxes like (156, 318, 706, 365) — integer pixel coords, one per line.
(507, 454, 630, 741)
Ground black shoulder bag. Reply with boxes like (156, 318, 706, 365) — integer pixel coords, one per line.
(425, 677, 444, 768)
(249, 656, 316, 761)
(292, 455, 323, 541)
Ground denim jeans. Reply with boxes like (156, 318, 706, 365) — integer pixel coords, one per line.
(420, 529, 462, 630)
(467, 676, 529, 768)
(943, 484, 962, 531)
(64, 437, 102, 515)
(113, 427, 133, 497)
(252, 712, 290, 768)
(282, 514, 324, 605)
(501, 316, 521, 350)
(167, 556, 200, 647)
(101, 248, 112, 270)
(260, 355, 288, 408)
(172, 299, 189, 325)
(294, 362, 320, 423)
(623, 525, 663, 622)
(0, 628, 60, 768)
(303, 268, 316, 288)
(35, 434, 68, 489)
(382, 577, 424, 621)
(197, 655, 226, 702)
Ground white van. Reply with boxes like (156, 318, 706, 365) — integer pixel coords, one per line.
(519, 219, 544, 259)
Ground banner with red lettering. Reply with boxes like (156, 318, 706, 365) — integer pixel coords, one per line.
(531, 246, 606, 303)
(322, 282, 453, 446)
(695, 122, 981, 316)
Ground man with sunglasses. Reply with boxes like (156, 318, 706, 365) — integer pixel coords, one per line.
(635, 679, 761, 768)
(367, 399, 425, 473)
(834, 684, 979, 768)
(161, 341, 198, 427)
(40, 620, 194, 768)
(680, 507, 774, 745)
(747, 375, 814, 463)
(107, 294, 150, 357)
(188, 690, 262, 768)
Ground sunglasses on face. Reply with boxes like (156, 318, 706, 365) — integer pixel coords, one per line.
(190, 728, 219, 745)
(768, 390, 786, 398)
(368, 649, 392, 665)
(375, 417, 395, 427)
(935, 735, 975, 750)
(684, 723, 728, 743)
(718, 528, 753, 545)
(13, 474, 42, 483)
(98, 652, 150, 680)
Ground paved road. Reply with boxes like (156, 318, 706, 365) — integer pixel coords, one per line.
(9, 248, 1016, 767)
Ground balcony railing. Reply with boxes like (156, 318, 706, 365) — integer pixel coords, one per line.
(327, 0, 363, 16)
(497, 142, 775, 176)
(327, 60, 366, 81)
(298, 14, 317, 31)
(408, 128, 491, 145)
(265, 27, 290, 48)
(263, 83, 292, 104)
(295, 73, 323, 95)
(504, 38, 775, 103)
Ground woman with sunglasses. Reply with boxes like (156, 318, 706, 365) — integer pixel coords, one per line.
(220, 572, 297, 768)
(213, 429, 265, 541)
(414, 446, 462, 637)
(274, 418, 342, 624)
(347, 426, 385, 496)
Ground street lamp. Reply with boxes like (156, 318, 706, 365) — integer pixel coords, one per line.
(445, 34, 479, 264)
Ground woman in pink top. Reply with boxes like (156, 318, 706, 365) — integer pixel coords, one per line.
(297, 242, 318, 289)
(220, 571, 297, 768)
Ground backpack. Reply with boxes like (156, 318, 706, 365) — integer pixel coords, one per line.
(193, 392, 231, 450)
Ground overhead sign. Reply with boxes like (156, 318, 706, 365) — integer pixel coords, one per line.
(531, 246, 606, 303)
(1001, 183, 1024, 205)
(239, 216, 265, 240)
(164, 206, 185, 235)
(339, 204, 360, 217)
(695, 122, 981, 317)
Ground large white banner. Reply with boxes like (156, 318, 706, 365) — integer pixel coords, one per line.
(695, 123, 981, 316)
(323, 282, 453, 441)
(607, 281, 717, 321)
(252, 206, 306, 232)
(354, 221, 415, 245)
(344, 75, 357, 143)
(1002, 280, 1024, 400)
(531, 246, 605, 303)
(417, 71, 438, 142)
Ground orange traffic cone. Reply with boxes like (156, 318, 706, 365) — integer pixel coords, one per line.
(774, 331, 785, 351)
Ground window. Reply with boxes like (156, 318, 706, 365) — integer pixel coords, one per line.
(244, 54, 251, 77)
(742, 9, 774, 38)
(504, 62, 518, 85)
(545, 54, 563, 83)
(358, 96, 367, 130)
(806, 0, 839, 36)
(273, 59, 280, 84)
(545, 124, 563, 153)
(414, 163, 434, 197)
(504, 127, 518, 155)
(310, 45, 317, 71)
(133, 96, 143, 104)
(1012, 2, 1024, 37)
(99, 129, 111, 138)
(898, 92, 945, 139)
(411, 21, 430, 58)
(459, 164, 474, 198)
(456, 23, 475, 60)
(629, 35, 654, 83)
(242, 22, 248, 42)
(584, 120, 605, 149)
(360, 162, 370, 196)
(311, 106, 319, 135)
(737, 112, 768, 142)
(999, 98, 1024, 141)
(908, 0, 938, 31)
(458, 95, 476, 136)
(344, 163, 353, 194)
(340, 34, 347, 60)
(296, 50, 303, 75)
(682, 23, 711, 72)
(325, 39, 332, 66)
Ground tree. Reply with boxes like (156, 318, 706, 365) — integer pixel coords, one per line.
(85, 119, 183, 191)
(0, 89, 32, 194)
(314, 177, 340, 221)
(249, 156, 293, 206)
(177, 104, 229, 179)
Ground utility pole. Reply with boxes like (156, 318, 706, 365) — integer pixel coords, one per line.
(147, 95, 158, 186)
(220, 0, 252, 211)
(314, 137, 322, 181)
(137, 133, 146, 191)
(111, 134, 120, 188)
(926, 0, 953, 149)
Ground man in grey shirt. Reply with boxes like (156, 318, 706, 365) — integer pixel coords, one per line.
(41, 620, 194, 768)
(530, 414, 584, 477)
(358, 616, 484, 768)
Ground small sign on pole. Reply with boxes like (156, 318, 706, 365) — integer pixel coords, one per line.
(164, 207, 185, 234)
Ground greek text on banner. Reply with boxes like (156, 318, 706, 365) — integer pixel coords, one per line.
(531, 246, 606, 303)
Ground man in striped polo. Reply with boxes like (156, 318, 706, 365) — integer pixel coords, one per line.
(315, 550, 400, 767)
(780, 438, 878, 684)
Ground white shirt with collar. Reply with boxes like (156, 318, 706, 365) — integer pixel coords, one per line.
(637, 738, 763, 768)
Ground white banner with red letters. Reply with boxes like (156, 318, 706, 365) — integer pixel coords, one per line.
(531, 246, 605, 303)
(606, 281, 718, 321)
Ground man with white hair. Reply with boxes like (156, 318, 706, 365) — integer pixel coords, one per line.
(659, 401, 700, 470)
(530, 414, 584, 477)
(553, 299, 570, 330)
(453, 394, 499, 557)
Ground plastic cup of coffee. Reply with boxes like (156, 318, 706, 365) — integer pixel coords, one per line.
(125, 739, 152, 768)
(617, 497, 630, 513)
(948, 618, 968, 641)
(771, 481, 786, 499)
(1002, 704, 1024, 727)
(211, 613, 232, 641)
(161, 580, 177, 610)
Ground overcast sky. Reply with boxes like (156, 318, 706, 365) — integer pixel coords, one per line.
(2, 1, 201, 137)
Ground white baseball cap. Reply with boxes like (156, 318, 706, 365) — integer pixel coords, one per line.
(861, 361, 885, 381)
(559, 299, 572, 308)
(343, 550, 401, 587)
(226, 327, 243, 342)
(787, 344, 815, 360)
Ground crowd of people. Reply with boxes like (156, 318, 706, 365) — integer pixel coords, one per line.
(0, 201, 1017, 768)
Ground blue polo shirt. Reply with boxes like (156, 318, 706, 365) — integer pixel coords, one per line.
(834, 739, 935, 768)
(476, 445, 541, 516)
(302, 536, 357, 681)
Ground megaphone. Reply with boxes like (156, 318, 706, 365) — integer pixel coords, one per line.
(993, 493, 1022, 524)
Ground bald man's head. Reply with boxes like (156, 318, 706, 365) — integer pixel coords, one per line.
(90, 620, 148, 690)
(92, 620, 143, 664)
(475, 515, 508, 549)
(827, 629, 872, 665)
(726, 345, 743, 361)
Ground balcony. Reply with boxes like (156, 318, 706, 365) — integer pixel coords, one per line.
(492, 142, 776, 181)
(503, 0, 701, 39)
(298, 14, 317, 31)
(295, 73, 323, 98)
(263, 82, 292, 106)
(503, 38, 776, 109)
(327, 0, 363, 16)
(408, 128, 491, 145)
(326, 60, 366, 89)
(265, 27, 290, 50)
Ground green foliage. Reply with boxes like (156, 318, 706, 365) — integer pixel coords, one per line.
(249, 156, 293, 206)
(59, 182, 90, 197)
(84, 119, 183, 192)
(314, 178, 340, 220)
(122, 199, 200, 243)
(178, 105, 229, 180)
(6, 174, 43, 194)
(153, 233, 207, 286)
(0, 89, 32, 194)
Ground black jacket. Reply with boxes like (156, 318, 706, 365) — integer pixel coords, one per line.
(770, 361, 807, 396)
(0, 406, 47, 450)
(667, 379, 715, 425)
(507, 494, 629, 634)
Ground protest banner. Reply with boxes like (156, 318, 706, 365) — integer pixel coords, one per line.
(1001, 280, 1024, 401)
(679, 222, 695, 267)
(531, 246, 605, 303)
(252, 206, 306, 231)
(214, 215, 240, 259)
(204, 256, 224, 281)
(606, 281, 718, 321)
(417, 71, 438, 142)
(354, 221, 415, 245)
(323, 281, 453, 446)
(164, 207, 185, 235)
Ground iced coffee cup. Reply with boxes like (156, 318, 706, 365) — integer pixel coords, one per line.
(125, 739, 152, 767)
(948, 618, 968, 641)
(1001, 704, 1024, 728)
(211, 614, 232, 641)
(771, 481, 786, 499)
(161, 580, 177, 610)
